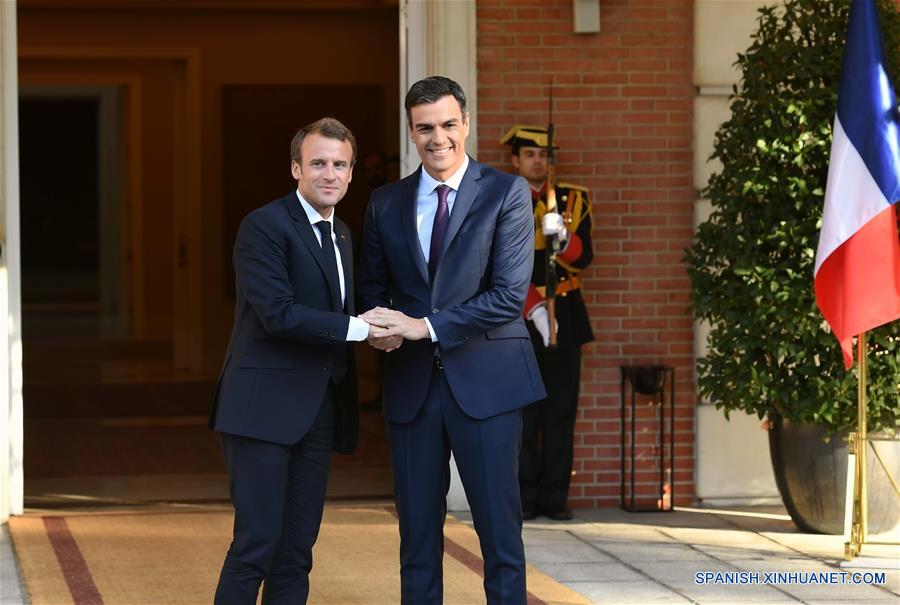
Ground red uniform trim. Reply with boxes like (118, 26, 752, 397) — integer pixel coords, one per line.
(557, 233, 582, 265)
(524, 283, 545, 317)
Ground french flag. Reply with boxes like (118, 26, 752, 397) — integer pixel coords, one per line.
(815, 0, 900, 369)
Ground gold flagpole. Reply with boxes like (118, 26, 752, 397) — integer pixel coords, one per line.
(845, 331, 868, 559)
(858, 330, 868, 543)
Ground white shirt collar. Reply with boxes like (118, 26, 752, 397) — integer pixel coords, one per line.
(295, 189, 334, 230)
(419, 154, 469, 194)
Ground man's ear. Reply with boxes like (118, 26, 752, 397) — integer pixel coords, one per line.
(291, 160, 302, 180)
(511, 154, 521, 170)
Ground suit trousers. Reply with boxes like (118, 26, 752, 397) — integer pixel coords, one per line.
(214, 388, 334, 605)
(388, 366, 526, 605)
(519, 345, 581, 513)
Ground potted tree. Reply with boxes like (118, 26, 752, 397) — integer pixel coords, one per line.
(687, 0, 900, 534)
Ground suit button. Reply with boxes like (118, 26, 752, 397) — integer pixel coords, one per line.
(432, 308, 439, 314)
(322, 367, 328, 372)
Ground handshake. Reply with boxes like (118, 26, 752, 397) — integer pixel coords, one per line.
(358, 307, 430, 352)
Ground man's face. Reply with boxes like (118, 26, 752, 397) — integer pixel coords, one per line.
(408, 95, 469, 181)
(511, 146, 548, 190)
(291, 133, 354, 218)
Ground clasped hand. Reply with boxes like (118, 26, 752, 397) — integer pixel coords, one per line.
(360, 307, 430, 352)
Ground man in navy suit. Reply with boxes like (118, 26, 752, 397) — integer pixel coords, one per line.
(359, 76, 546, 605)
(209, 118, 383, 604)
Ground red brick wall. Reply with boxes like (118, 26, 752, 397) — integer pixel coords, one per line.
(476, 0, 695, 508)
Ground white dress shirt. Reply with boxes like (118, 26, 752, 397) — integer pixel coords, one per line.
(416, 156, 470, 342)
(295, 190, 369, 341)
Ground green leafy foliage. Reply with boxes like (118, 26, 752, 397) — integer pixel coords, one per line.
(687, 0, 900, 435)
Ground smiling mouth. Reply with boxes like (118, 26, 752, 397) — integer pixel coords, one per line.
(428, 146, 453, 156)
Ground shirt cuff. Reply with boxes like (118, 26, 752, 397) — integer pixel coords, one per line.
(346, 317, 370, 341)
(424, 317, 438, 342)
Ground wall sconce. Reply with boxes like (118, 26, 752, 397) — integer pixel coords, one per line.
(573, 0, 600, 34)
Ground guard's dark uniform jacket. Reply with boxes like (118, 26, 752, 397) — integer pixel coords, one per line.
(523, 182, 594, 347)
(520, 181, 594, 516)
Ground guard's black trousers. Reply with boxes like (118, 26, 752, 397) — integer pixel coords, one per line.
(518, 344, 582, 513)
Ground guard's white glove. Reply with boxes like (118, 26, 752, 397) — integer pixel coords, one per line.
(528, 305, 558, 348)
(542, 212, 568, 242)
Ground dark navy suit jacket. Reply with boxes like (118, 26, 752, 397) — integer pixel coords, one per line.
(209, 192, 358, 453)
(359, 159, 546, 422)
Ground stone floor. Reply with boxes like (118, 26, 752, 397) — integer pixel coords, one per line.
(3, 503, 898, 604)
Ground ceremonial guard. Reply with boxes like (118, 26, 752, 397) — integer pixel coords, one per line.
(501, 125, 594, 520)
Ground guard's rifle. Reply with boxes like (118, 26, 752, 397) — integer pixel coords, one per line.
(544, 85, 559, 348)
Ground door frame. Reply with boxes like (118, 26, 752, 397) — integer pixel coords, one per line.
(0, 0, 22, 521)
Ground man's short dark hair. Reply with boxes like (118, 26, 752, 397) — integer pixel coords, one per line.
(404, 76, 467, 125)
(290, 117, 357, 166)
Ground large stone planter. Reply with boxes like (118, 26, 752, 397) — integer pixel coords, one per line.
(768, 416, 900, 534)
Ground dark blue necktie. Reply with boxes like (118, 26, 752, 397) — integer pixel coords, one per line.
(315, 221, 346, 382)
(315, 221, 342, 310)
(428, 185, 451, 281)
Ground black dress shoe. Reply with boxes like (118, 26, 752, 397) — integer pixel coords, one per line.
(522, 509, 538, 520)
(543, 509, 573, 521)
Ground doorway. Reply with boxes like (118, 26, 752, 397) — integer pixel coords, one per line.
(16, 2, 400, 505)
(18, 85, 222, 503)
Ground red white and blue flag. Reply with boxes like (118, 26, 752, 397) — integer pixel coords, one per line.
(815, 0, 900, 369)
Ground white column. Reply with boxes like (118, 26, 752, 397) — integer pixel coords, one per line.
(400, 0, 478, 512)
(0, 0, 23, 522)
(399, 0, 478, 174)
(693, 0, 779, 505)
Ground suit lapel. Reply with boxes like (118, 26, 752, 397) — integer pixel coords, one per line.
(440, 159, 481, 262)
(284, 193, 342, 311)
(335, 220, 353, 314)
(401, 169, 430, 284)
